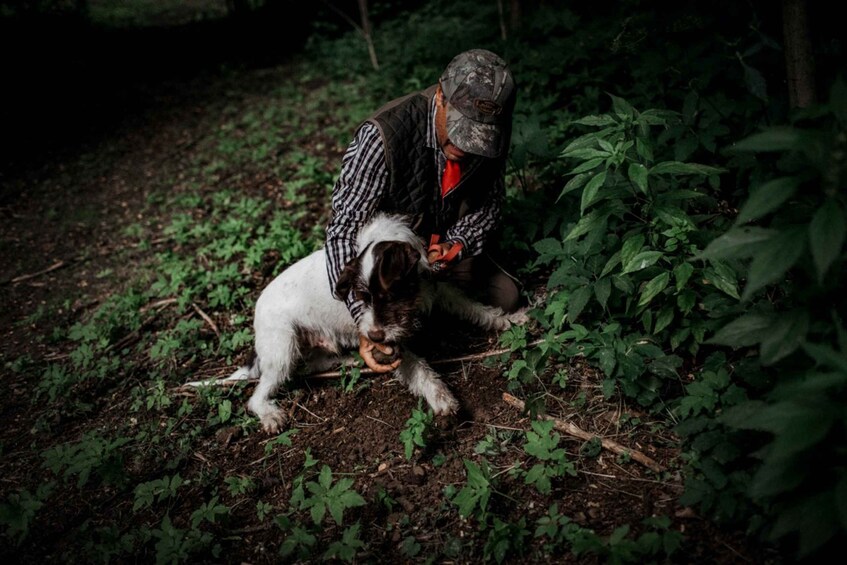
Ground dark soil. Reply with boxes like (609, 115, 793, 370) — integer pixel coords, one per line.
(0, 20, 774, 565)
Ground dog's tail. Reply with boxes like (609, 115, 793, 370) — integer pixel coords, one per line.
(182, 353, 259, 388)
(228, 352, 260, 381)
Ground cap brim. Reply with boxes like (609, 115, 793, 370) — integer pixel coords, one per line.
(446, 106, 502, 158)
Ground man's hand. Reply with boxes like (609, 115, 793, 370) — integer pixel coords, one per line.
(359, 335, 402, 373)
(427, 241, 462, 271)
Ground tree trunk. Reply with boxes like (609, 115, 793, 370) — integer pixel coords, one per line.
(509, 0, 522, 32)
(357, 0, 380, 71)
(497, 0, 508, 40)
(782, 0, 816, 108)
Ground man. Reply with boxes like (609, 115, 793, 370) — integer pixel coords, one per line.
(325, 48, 519, 372)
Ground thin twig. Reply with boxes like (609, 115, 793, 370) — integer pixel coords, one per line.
(502, 392, 665, 473)
(9, 260, 66, 283)
(192, 302, 220, 339)
(3, 237, 172, 286)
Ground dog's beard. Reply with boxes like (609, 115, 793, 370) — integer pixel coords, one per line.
(370, 294, 423, 343)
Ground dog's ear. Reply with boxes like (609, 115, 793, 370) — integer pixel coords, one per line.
(334, 257, 360, 300)
(375, 241, 419, 292)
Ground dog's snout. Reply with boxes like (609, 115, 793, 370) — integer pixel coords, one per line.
(368, 328, 386, 343)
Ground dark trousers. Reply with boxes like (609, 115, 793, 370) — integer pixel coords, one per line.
(442, 254, 522, 313)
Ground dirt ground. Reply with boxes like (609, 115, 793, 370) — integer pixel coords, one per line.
(0, 35, 775, 564)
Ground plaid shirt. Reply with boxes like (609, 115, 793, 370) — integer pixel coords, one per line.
(325, 93, 504, 323)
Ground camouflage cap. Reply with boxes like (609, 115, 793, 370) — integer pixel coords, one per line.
(439, 49, 515, 158)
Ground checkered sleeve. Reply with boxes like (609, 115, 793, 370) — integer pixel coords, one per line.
(444, 166, 504, 259)
(325, 122, 389, 323)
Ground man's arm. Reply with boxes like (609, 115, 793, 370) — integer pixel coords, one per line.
(443, 166, 505, 260)
(325, 122, 389, 323)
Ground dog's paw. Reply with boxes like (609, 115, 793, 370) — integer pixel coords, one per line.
(426, 380, 459, 416)
(259, 410, 288, 435)
(506, 308, 530, 327)
(249, 398, 288, 434)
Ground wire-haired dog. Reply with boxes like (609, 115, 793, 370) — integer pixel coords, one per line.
(237, 213, 527, 433)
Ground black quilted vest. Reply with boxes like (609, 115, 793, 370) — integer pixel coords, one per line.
(366, 85, 503, 239)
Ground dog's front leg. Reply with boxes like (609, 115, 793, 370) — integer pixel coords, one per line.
(395, 352, 459, 416)
(434, 284, 529, 331)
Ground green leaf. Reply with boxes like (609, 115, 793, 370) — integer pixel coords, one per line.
(636, 136, 654, 162)
(594, 278, 611, 309)
(608, 93, 635, 118)
(741, 59, 768, 101)
(573, 115, 618, 127)
(620, 234, 645, 267)
(760, 310, 809, 365)
(697, 226, 777, 260)
(568, 286, 593, 322)
(565, 211, 606, 242)
(599, 251, 621, 278)
(533, 238, 563, 257)
(649, 162, 724, 176)
(808, 199, 846, 281)
(735, 177, 799, 224)
(702, 262, 740, 299)
(622, 251, 663, 274)
(638, 272, 670, 307)
(627, 163, 648, 193)
(558, 173, 591, 201)
(743, 227, 807, 300)
(673, 262, 695, 291)
(654, 306, 674, 334)
(570, 157, 605, 175)
(708, 313, 773, 348)
(580, 171, 607, 213)
(655, 205, 694, 230)
(731, 127, 801, 152)
(563, 148, 611, 160)
(802, 343, 847, 373)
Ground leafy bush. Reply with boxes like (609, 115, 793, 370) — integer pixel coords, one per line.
(696, 80, 847, 558)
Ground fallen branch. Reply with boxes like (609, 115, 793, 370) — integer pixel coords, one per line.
(3, 238, 172, 286)
(502, 392, 665, 473)
(176, 339, 546, 391)
(9, 260, 66, 284)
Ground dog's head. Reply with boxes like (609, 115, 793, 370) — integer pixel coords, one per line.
(335, 239, 426, 344)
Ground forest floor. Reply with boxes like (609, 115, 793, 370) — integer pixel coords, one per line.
(0, 23, 775, 564)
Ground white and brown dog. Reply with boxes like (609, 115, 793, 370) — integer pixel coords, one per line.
(236, 213, 526, 433)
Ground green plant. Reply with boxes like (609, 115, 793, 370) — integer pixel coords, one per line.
(0, 483, 54, 545)
(685, 82, 847, 558)
(133, 474, 184, 512)
(190, 496, 229, 529)
(535, 503, 603, 555)
(528, 94, 735, 406)
(522, 420, 577, 494)
(224, 475, 254, 497)
(42, 432, 132, 488)
(276, 516, 317, 559)
(298, 465, 366, 525)
(399, 402, 434, 459)
(322, 523, 365, 562)
(450, 458, 494, 521)
(256, 501, 272, 522)
(150, 514, 216, 565)
(339, 362, 364, 393)
(263, 428, 299, 456)
(484, 517, 529, 564)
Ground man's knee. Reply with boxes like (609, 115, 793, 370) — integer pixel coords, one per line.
(488, 272, 521, 313)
